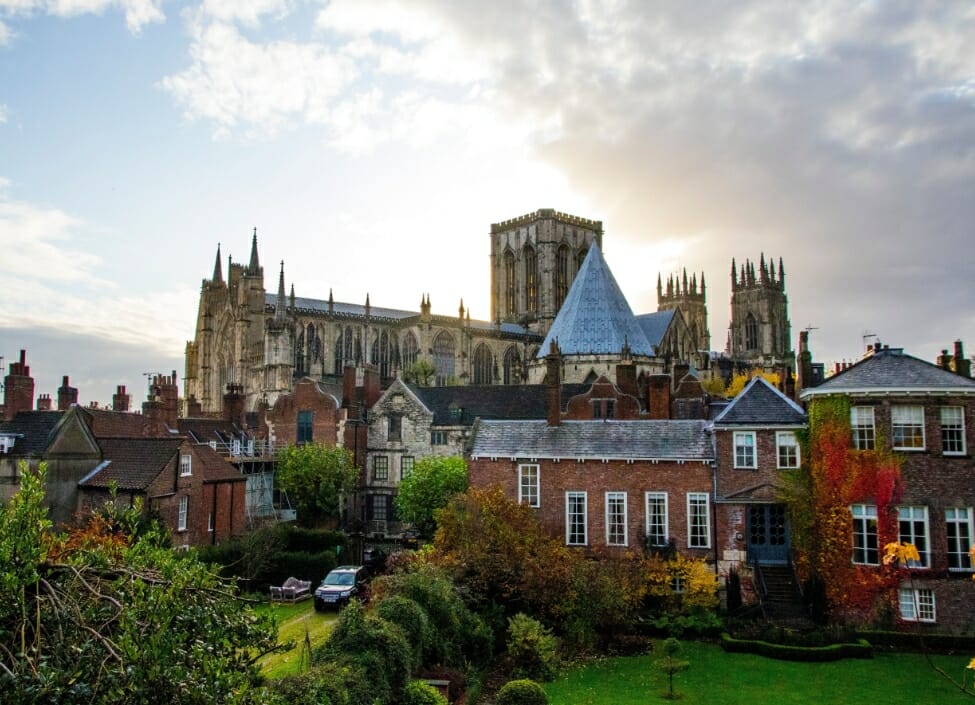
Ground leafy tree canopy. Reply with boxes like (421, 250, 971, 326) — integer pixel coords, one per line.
(395, 456, 468, 538)
(0, 462, 278, 704)
(276, 443, 358, 527)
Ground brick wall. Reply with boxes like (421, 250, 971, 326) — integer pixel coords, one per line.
(470, 456, 713, 556)
(266, 378, 342, 447)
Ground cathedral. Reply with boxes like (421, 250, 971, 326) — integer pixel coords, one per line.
(183, 209, 795, 413)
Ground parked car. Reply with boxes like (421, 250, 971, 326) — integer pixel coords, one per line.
(313, 565, 369, 612)
(400, 528, 420, 550)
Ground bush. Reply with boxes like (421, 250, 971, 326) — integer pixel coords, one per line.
(374, 595, 433, 671)
(403, 681, 449, 705)
(506, 614, 559, 682)
(273, 661, 355, 705)
(495, 679, 549, 705)
(316, 601, 414, 703)
(719, 632, 873, 661)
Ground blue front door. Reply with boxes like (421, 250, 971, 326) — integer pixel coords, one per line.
(747, 504, 790, 565)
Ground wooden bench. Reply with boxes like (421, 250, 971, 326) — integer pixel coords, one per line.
(270, 577, 312, 603)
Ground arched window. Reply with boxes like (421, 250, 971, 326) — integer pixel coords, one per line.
(524, 246, 537, 314)
(402, 331, 419, 368)
(311, 325, 322, 364)
(745, 313, 758, 351)
(504, 250, 516, 316)
(576, 247, 588, 271)
(371, 330, 391, 378)
(294, 330, 305, 375)
(344, 326, 354, 365)
(556, 245, 570, 308)
(354, 328, 362, 364)
(334, 327, 344, 375)
(472, 344, 494, 385)
(502, 346, 521, 385)
(433, 331, 455, 386)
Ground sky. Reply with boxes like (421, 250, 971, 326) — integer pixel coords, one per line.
(1, 1, 973, 407)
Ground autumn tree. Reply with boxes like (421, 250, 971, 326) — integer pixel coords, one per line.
(395, 456, 468, 538)
(0, 463, 278, 704)
(276, 443, 358, 527)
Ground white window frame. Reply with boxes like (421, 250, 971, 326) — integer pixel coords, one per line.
(940, 406, 966, 456)
(891, 405, 925, 451)
(899, 587, 936, 623)
(897, 506, 929, 568)
(945, 507, 974, 572)
(645, 492, 669, 547)
(776, 431, 800, 469)
(687, 493, 711, 548)
(851, 504, 878, 565)
(180, 454, 192, 476)
(518, 463, 540, 508)
(605, 492, 628, 547)
(733, 431, 757, 469)
(208, 511, 214, 533)
(177, 495, 188, 532)
(851, 406, 876, 450)
(565, 491, 587, 546)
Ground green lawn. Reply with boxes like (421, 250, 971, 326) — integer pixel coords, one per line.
(544, 641, 975, 705)
(254, 600, 339, 679)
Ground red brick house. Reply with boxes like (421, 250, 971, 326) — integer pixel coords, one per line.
(800, 344, 975, 632)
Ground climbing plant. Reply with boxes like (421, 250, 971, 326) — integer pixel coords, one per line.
(780, 396, 903, 623)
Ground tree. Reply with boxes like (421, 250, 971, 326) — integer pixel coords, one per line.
(276, 443, 358, 527)
(403, 360, 436, 386)
(655, 637, 689, 700)
(395, 456, 468, 538)
(0, 462, 278, 704)
(725, 368, 780, 397)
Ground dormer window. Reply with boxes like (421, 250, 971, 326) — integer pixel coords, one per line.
(180, 454, 192, 476)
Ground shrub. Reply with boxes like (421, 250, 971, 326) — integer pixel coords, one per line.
(273, 661, 355, 705)
(316, 601, 414, 703)
(403, 681, 449, 705)
(719, 632, 873, 661)
(495, 679, 549, 705)
(506, 613, 559, 682)
(374, 595, 433, 671)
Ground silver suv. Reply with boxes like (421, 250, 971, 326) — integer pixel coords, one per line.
(313, 565, 368, 611)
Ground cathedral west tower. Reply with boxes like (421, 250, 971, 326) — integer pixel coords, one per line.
(728, 254, 793, 368)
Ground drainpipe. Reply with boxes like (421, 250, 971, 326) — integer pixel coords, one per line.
(709, 425, 720, 577)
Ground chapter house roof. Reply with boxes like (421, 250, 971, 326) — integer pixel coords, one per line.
(635, 309, 677, 353)
(537, 243, 653, 358)
(470, 419, 713, 461)
(714, 376, 806, 426)
(800, 347, 975, 399)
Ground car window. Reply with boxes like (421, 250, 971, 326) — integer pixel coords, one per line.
(324, 572, 354, 586)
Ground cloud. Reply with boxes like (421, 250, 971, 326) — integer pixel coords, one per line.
(0, 0, 163, 34)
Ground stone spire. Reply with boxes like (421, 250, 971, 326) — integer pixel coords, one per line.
(248, 228, 260, 273)
(212, 243, 223, 284)
(274, 261, 286, 323)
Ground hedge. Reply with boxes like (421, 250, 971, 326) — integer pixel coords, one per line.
(855, 630, 975, 653)
(719, 632, 873, 661)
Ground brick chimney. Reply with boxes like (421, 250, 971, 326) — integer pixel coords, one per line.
(36, 394, 52, 411)
(112, 385, 131, 412)
(3, 350, 34, 420)
(545, 341, 562, 427)
(142, 371, 179, 434)
(647, 374, 671, 420)
(615, 361, 638, 400)
(796, 330, 813, 399)
(223, 384, 246, 426)
(954, 340, 971, 378)
(341, 364, 359, 417)
(186, 394, 202, 418)
(57, 375, 79, 411)
(362, 364, 381, 409)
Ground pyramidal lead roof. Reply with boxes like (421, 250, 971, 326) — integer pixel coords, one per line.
(537, 243, 653, 358)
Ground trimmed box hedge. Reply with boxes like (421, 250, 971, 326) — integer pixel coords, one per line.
(720, 632, 873, 661)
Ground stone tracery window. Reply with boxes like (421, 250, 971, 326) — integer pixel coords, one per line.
(524, 246, 537, 314)
(502, 346, 521, 385)
(745, 313, 758, 350)
(432, 331, 455, 386)
(504, 250, 516, 316)
(556, 245, 570, 308)
(402, 331, 419, 368)
(472, 343, 494, 385)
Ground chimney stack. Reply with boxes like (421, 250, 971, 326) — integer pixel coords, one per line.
(954, 340, 971, 378)
(112, 385, 131, 412)
(796, 330, 813, 399)
(142, 371, 179, 434)
(545, 341, 562, 427)
(222, 384, 246, 426)
(36, 394, 52, 411)
(3, 350, 35, 420)
(647, 375, 672, 420)
(57, 375, 79, 411)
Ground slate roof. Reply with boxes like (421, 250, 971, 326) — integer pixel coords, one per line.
(714, 376, 806, 426)
(470, 419, 713, 461)
(266, 294, 531, 336)
(800, 348, 975, 398)
(82, 408, 152, 438)
(81, 438, 184, 490)
(177, 418, 243, 445)
(410, 384, 590, 426)
(0, 411, 64, 456)
(537, 243, 654, 358)
(635, 310, 677, 352)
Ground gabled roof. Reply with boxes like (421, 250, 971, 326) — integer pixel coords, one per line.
(81, 438, 184, 491)
(714, 376, 806, 426)
(537, 243, 653, 358)
(81, 408, 151, 438)
(470, 419, 713, 461)
(0, 411, 64, 457)
(177, 418, 243, 445)
(635, 309, 677, 352)
(800, 347, 975, 399)
(410, 383, 590, 426)
(194, 443, 247, 483)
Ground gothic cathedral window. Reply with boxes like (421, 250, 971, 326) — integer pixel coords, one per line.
(402, 332, 419, 368)
(745, 313, 758, 351)
(556, 245, 570, 308)
(473, 344, 493, 385)
(524, 246, 537, 314)
(504, 251, 516, 316)
(503, 346, 521, 385)
(433, 331, 455, 386)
